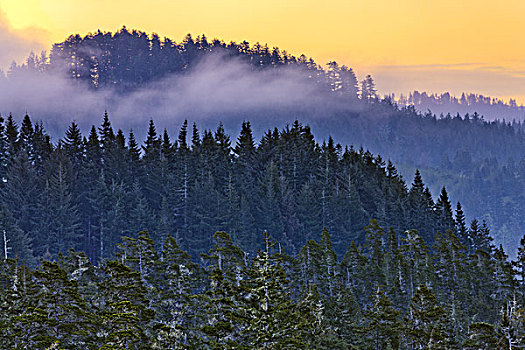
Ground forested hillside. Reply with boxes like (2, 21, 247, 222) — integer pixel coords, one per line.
(1, 89, 525, 349)
(4, 27, 525, 254)
(1, 113, 466, 264)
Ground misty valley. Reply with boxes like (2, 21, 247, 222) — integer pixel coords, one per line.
(0, 28, 525, 348)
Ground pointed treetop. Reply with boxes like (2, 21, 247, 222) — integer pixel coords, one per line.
(191, 122, 201, 151)
(234, 120, 255, 157)
(410, 169, 425, 193)
(99, 110, 115, 144)
(178, 119, 188, 151)
(125, 130, 140, 162)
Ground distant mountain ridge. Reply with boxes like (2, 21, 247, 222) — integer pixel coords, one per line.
(396, 91, 525, 122)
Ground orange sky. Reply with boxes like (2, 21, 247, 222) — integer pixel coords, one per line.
(2, 0, 525, 103)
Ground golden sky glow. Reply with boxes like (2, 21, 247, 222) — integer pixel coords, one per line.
(2, 0, 525, 103)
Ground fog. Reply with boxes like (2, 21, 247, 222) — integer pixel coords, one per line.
(0, 54, 340, 141)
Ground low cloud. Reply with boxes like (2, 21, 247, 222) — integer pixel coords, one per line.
(0, 54, 335, 141)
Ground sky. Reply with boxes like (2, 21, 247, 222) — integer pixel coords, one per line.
(2, 0, 525, 103)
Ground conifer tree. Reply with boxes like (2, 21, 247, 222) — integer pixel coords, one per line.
(34, 153, 82, 257)
(454, 202, 467, 237)
(96, 260, 154, 349)
(239, 232, 308, 349)
(153, 234, 200, 348)
(198, 232, 247, 348)
(0, 205, 34, 265)
(5, 114, 18, 154)
(28, 260, 95, 348)
(0, 116, 9, 180)
(463, 322, 498, 350)
(405, 285, 457, 349)
(62, 122, 84, 166)
(365, 286, 402, 350)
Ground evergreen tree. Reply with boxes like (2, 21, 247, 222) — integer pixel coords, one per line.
(96, 260, 155, 349)
(62, 122, 84, 166)
(0, 205, 34, 265)
(364, 286, 402, 350)
(239, 232, 309, 349)
(463, 322, 498, 350)
(405, 285, 457, 349)
(153, 234, 199, 348)
(27, 260, 95, 348)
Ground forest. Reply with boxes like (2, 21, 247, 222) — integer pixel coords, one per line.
(4, 27, 525, 255)
(0, 27, 525, 348)
(0, 112, 491, 264)
(0, 112, 525, 348)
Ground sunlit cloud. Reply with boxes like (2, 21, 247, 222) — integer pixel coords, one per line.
(0, 9, 49, 71)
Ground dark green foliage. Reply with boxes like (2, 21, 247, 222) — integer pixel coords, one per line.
(463, 322, 498, 350)
(364, 287, 402, 350)
(0, 221, 523, 348)
(97, 260, 155, 349)
(1, 114, 524, 347)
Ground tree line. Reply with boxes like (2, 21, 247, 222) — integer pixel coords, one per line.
(0, 113, 524, 348)
(7, 26, 370, 101)
(1, 221, 524, 348)
(0, 112, 484, 264)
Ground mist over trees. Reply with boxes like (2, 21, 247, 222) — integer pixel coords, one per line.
(1, 27, 524, 254)
(1, 27, 525, 347)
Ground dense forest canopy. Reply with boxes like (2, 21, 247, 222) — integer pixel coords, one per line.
(1, 113, 465, 264)
(1, 27, 524, 254)
(1, 203, 525, 348)
(1, 114, 524, 348)
(1, 27, 525, 348)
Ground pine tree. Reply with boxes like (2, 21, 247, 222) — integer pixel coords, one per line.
(364, 286, 402, 350)
(5, 114, 18, 156)
(18, 114, 34, 153)
(62, 122, 84, 166)
(405, 285, 457, 349)
(34, 153, 82, 257)
(400, 229, 432, 299)
(514, 234, 525, 298)
(153, 234, 199, 348)
(463, 322, 498, 350)
(364, 219, 387, 288)
(455, 202, 468, 247)
(128, 130, 141, 162)
(434, 187, 455, 234)
(98, 111, 115, 152)
(341, 241, 369, 305)
(96, 260, 155, 349)
(0, 205, 34, 265)
(2, 150, 38, 241)
(239, 232, 308, 349)
(468, 219, 494, 255)
(28, 260, 95, 348)
(198, 232, 247, 348)
(432, 230, 468, 337)
(0, 115, 9, 180)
